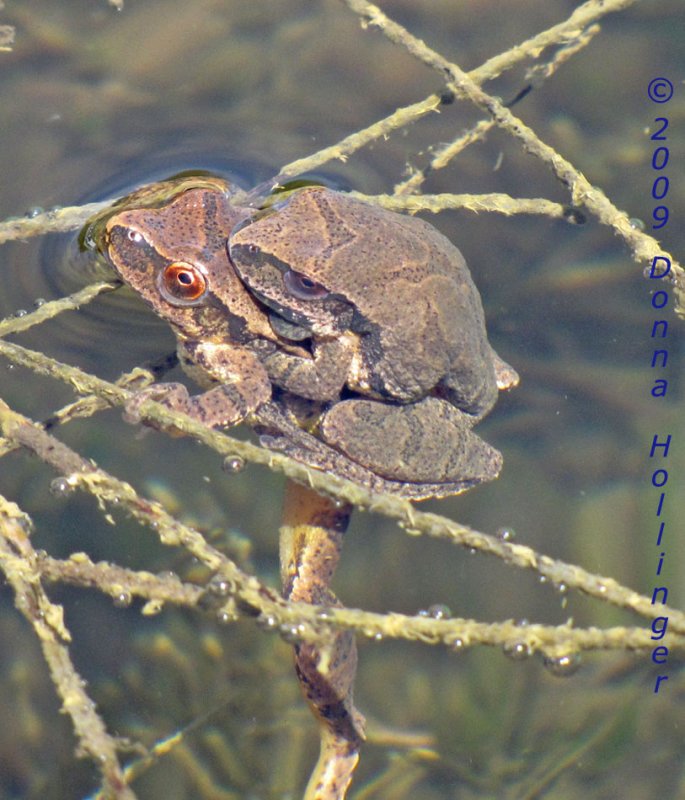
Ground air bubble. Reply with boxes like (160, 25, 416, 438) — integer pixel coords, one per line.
(222, 455, 245, 473)
(543, 653, 582, 677)
(427, 604, 451, 620)
(113, 591, 132, 608)
(25, 206, 44, 218)
(281, 623, 307, 643)
(503, 641, 533, 660)
(211, 579, 231, 597)
(496, 526, 516, 542)
(451, 638, 464, 650)
(49, 477, 75, 497)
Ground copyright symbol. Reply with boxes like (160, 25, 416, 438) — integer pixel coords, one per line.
(648, 78, 674, 103)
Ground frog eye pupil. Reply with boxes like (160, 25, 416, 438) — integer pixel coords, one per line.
(127, 229, 143, 243)
(283, 269, 329, 301)
(158, 262, 207, 306)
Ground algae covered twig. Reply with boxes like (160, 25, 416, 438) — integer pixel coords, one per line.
(351, 192, 568, 221)
(341, 0, 685, 312)
(0, 201, 109, 245)
(0, 24, 15, 52)
(0, 398, 288, 624)
(394, 24, 602, 196)
(0, 496, 136, 800)
(1, 340, 683, 643)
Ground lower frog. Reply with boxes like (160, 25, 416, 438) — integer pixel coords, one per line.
(85, 176, 304, 430)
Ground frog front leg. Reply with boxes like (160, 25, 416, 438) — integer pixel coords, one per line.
(254, 337, 355, 402)
(125, 343, 272, 429)
(319, 396, 502, 487)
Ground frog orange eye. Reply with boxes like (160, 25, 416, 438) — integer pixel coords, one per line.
(283, 269, 329, 301)
(158, 262, 208, 305)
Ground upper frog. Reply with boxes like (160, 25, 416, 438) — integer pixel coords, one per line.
(228, 186, 516, 417)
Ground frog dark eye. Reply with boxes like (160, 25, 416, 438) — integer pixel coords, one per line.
(158, 262, 208, 305)
(283, 269, 329, 301)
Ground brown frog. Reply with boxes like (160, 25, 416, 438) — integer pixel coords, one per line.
(228, 186, 517, 491)
(86, 176, 300, 429)
(86, 178, 514, 499)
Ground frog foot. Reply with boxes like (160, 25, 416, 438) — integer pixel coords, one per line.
(123, 381, 253, 430)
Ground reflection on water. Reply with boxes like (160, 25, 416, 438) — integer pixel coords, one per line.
(0, 1, 684, 798)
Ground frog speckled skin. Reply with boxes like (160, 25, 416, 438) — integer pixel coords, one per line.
(228, 185, 517, 490)
(88, 178, 515, 498)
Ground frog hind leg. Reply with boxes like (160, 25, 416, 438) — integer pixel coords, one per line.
(280, 481, 365, 800)
(319, 397, 502, 487)
(252, 400, 488, 500)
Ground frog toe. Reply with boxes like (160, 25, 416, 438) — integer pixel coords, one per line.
(123, 382, 191, 426)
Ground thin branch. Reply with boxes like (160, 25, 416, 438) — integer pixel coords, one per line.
(0, 496, 136, 800)
(0, 281, 117, 338)
(394, 25, 602, 196)
(468, 0, 639, 85)
(351, 192, 568, 220)
(1, 341, 683, 636)
(341, 0, 685, 313)
(0, 399, 288, 622)
(22, 512, 685, 658)
(0, 200, 109, 245)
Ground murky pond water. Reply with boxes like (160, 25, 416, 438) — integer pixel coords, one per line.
(1, 1, 684, 798)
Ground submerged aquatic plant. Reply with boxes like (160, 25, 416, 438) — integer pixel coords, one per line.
(0, 1, 683, 798)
